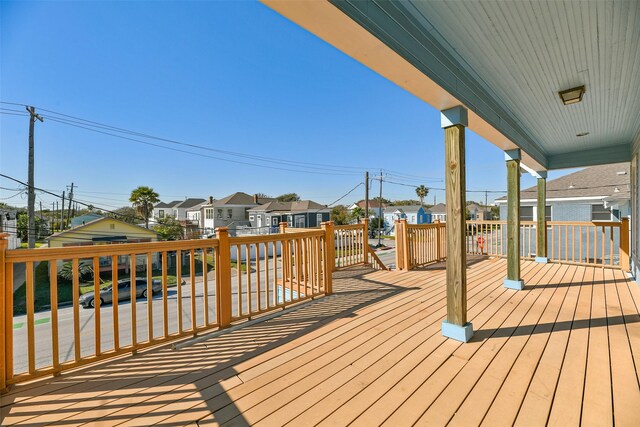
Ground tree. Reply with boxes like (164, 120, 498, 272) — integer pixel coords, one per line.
(105, 206, 140, 224)
(415, 185, 429, 208)
(372, 196, 391, 205)
(370, 217, 385, 229)
(16, 212, 44, 242)
(330, 205, 349, 225)
(276, 193, 301, 202)
(349, 206, 364, 223)
(129, 186, 159, 228)
(392, 199, 421, 206)
(153, 217, 184, 240)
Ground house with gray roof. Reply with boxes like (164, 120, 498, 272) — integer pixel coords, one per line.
(248, 200, 330, 232)
(495, 163, 630, 222)
(201, 192, 275, 235)
(430, 203, 447, 223)
(153, 198, 207, 222)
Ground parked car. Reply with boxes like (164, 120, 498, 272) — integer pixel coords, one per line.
(79, 278, 162, 309)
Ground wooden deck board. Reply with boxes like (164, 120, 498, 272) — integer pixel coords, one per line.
(1, 258, 640, 427)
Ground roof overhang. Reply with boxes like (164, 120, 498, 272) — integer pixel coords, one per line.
(262, 1, 639, 171)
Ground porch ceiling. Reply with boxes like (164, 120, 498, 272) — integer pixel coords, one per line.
(262, 1, 640, 171)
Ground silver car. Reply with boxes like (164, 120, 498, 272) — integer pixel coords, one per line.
(79, 278, 162, 308)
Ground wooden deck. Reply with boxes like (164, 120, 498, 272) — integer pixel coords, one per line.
(2, 257, 640, 426)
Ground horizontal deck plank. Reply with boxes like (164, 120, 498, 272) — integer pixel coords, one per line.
(1, 258, 639, 427)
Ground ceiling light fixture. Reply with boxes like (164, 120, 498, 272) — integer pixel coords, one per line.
(559, 85, 586, 105)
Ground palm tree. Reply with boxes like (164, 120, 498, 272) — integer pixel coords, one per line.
(415, 185, 429, 208)
(129, 186, 160, 228)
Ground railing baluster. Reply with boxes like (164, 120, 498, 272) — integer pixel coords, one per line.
(146, 253, 153, 342)
(161, 252, 168, 337)
(130, 254, 137, 348)
(609, 225, 614, 267)
(244, 244, 251, 315)
(237, 245, 243, 315)
(93, 257, 101, 355)
(26, 261, 35, 373)
(72, 258, 80, 362)
(256, 243, 261, 313)
(601, 225, 605, 266)
(176, 250, 182, 334)
(112, 255, 120, 349)
(202, 247, 209, 326)
(49, 261, 59, 372)
(190, 249, 196, 331)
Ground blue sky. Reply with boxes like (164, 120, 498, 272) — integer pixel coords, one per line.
(0, 1, 573, 211)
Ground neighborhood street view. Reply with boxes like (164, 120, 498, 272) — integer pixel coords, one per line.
(2, 1, 639, 426)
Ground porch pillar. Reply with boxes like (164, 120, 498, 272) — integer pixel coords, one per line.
(535, 172, 548, 263)
(440, 106, 473, 342)
(505, 149, 524, 290)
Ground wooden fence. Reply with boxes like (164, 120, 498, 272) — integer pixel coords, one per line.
(397, 219, 629, 271)
(0, 225, 333, 390)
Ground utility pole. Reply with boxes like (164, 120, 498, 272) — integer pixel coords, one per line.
(364, 171, 369, 228)
(378, 169, 383, 246)
(66, 183, 74, 224)
(26, 106, 43, 248)
(484, 190, 489, 220)
(61, 191, 66, 231)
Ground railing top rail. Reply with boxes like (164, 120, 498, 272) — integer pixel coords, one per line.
(406, 223, 443, 229)
(465, 220, 621, 227)
(335, 224, 364, 231)
(5, 238, 220, 262)
(548, 220, 621, 227)
(284, 227, 320, 233)
(229, 228, 324, 245)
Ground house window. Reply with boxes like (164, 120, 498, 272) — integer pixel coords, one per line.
(272, 217, 279, 226)
(520, 206, 534, 221)
(109, 224, 115, 230)
(591, 204, 611, 221)
(545, 206, 552, 222)
(227, 209, 233, 219)
(249, 215, 255, 221)
(217, 209, 223, 219)
(205, 209, 213, 219)
(317, 214, 323, 225)
(159, 210, 164, 219)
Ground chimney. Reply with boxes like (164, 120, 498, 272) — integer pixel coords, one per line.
(208, 196, 214, 204)
(254, 194, 259, 204)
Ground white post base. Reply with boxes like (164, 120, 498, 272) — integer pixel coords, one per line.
(535, 257, 548, 263)
(504, 278, 525, 290)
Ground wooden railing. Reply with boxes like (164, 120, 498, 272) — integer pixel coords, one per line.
(0, 226, 333, 390)
(397, 219, 630, 271)
(466, 219, 629, 269)
(395, 220, 446, 270)
(334, 223, 368, 269)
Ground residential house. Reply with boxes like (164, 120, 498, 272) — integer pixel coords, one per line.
(348, 199, 386, 219)
(383, 205, 431, 234)
(0, 208, 20, 249)
(48, 217, 159, 271)
(467, 203, 492, 220)
(201, 192, 275, 235)
(430, 203, 447, 222)
(70, 213, 104, 228)
(495, 163, 631, 222)
(247, 200, 331, 233)
(153, 198, 207, 221)
(153, 200, 181, 220)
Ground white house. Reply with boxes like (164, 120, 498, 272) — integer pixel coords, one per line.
(201, 192, 274, 235)
(495, 163, 631, 222)
(0, 209, 20, 249)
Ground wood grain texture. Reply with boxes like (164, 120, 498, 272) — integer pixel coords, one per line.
(445, 124, 467, 325)
(537, 177, 547, 258)
(507, 158, 521, 280)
